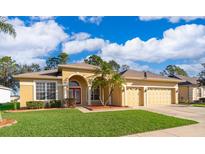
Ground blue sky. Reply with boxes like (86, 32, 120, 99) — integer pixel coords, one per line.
(1, 16, 205, 76)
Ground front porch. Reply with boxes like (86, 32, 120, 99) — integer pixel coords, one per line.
(62, 74, 111, 106)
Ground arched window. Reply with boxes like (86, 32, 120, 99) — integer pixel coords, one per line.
(69, 81, 80, 87)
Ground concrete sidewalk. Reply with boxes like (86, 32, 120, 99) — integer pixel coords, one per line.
(128, 105, 205, 137)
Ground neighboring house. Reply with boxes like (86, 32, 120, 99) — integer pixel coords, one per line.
(0, 85, 11, 103)
(14, 63, 180, 107)
(11, 95, 20, 101)
(170, 74, 205, 102)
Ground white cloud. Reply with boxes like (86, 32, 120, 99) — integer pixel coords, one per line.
(0, 18, 68, 65)
(78, 16, 103, 25)
(177, 63, 204, 76)
(63, 32, 108, 54)
(8, 18, 25, 26)
(99, 24, 205, 64)
(31, 16, 55, 21)
(139, 16, 205, 23)
(63, 37, 108, 54)
(70, 32, 91, 41)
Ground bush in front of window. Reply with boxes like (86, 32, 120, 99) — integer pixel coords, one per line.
(50, 100, 62, 108)
(26, 101, 44, 109)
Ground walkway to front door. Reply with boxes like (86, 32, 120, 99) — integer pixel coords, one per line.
(69, 88, 81, 104)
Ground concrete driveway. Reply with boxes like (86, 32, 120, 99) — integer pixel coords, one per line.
(128, 104, 205, 137)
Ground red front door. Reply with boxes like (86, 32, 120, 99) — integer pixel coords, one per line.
(69, 88, 81, 104)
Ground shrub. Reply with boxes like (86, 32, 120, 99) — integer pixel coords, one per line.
(199, 97, 205, 103)
(26, 101, 44, 109)
(0, 102, 20, 111)
(64, 98, 76, 108)
(50, 100, 62, 108)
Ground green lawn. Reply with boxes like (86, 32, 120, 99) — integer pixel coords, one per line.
(0, 109, 197, 137)
(192, 104, 205, 107)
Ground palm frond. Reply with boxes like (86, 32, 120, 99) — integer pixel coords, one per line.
(0, 21, 16, 37)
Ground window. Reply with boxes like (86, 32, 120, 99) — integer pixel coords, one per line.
(47, 82, 56, 99)
(91, 87, 100, 100)
(36, 82, 46, 100)
(36, 81, 56, 100)
(69, 81, 80, 87)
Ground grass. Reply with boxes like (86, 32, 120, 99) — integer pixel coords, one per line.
(0, 109, 197, 137)
(192, 104, 205, 107)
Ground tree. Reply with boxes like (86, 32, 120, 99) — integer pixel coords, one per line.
(198, 63, 205, 86)
(108, 60, 120, 72)
(0, 16, 16, 37)
(84, 55, 103, 66)
(44, 52, 69, 70)
(92, 61, 124, 106)
(16, 63, 41, 74)
(161, 65, 188, 76)
(0, 56, 18, 91)
(44, 57, 59, 70)
(58, 52, 69, 64)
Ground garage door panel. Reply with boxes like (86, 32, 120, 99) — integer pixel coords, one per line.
(127, 87, 142, 106)
(148, 88, 172, 105)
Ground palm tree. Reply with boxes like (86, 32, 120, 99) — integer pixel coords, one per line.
(92, 61, 124, 106)
(0, 16, 16, 37)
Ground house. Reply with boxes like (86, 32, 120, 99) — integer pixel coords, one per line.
(169, 74, 205, 102)
(14, 63, 180, 107)
(0, 85, 11, 103)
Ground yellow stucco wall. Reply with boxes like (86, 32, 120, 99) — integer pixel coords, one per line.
(20, 79, 34, 107)
(62, 68, 95, 84)
(111, 86, 122, 106)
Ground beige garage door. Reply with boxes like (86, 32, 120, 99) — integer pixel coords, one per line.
(147, 88, 172, 105)
(127, 87, 142, 106)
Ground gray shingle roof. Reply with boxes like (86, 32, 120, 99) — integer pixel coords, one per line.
(121, 69, 180, 82)
(14, 69, 62, 80)
(170, 74, 198, 85)
(58, 63, 99, 70)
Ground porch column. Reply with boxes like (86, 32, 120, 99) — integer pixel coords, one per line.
(67, 79, 69, 98)
(175, 85, 179, 104)
(144, 86, 148, 106)
(88, 85, 92, 105)
(63, 85, 67, 99)
(123, 85, 127, 106)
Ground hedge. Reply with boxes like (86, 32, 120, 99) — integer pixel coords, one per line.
(26, 101, 44, 109)
(50, 100, 62, 108)
(0, 102, 20, 111)
(26, 100, 62, 109)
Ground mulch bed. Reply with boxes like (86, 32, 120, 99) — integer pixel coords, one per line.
(85, 105, 128, 111)
(0, 119, 17, 128)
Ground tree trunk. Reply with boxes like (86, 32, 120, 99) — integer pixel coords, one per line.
(99, 87, 105, 106)
(104, 87, 114, 106)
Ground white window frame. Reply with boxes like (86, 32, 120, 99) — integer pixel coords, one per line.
(34, 80, 58, 101)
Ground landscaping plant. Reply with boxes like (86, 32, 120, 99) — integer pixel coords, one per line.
(92, 61, 124, 106)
